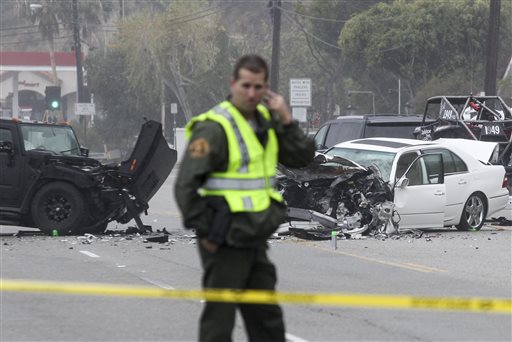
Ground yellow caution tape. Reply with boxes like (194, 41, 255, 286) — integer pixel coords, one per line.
(1, 278, 511, 314)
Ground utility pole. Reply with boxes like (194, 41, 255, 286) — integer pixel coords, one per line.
(270, 0, 282, 92)
(484, 0, 501, 95)
(398, 78, 401, 115)
(119, 0, 125, 18)
(72, 0, 86, 143)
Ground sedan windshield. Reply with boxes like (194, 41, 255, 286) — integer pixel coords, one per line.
(325, 147, 396, 181)
(21, 124, 81, 156)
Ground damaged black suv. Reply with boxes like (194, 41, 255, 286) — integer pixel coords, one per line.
(0, 118, 177, 235)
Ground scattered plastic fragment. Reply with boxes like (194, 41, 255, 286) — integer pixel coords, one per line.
(145, 235, 169, 243)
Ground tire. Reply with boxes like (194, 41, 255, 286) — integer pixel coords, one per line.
(31, 182, 86, 235)
(456, 193, 487, 231)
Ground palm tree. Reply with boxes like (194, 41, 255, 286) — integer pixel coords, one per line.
(17, 0, 115, 84)
(34, 1, 60, 85)
(16, 0, 61, 85)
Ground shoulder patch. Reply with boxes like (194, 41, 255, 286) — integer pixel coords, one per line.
(188, 138, 210, 158)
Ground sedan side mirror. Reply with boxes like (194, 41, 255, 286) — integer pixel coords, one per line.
(395, 177, 409, 189)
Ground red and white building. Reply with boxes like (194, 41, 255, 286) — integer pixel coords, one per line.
(0, 51, 83, 121)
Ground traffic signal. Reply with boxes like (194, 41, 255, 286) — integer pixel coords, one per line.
(45, 86, 61, 110)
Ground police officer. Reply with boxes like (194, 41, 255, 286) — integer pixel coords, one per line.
(175, 55, 314, 342)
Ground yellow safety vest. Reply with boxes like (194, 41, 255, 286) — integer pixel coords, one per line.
(185, 100, 283, 212)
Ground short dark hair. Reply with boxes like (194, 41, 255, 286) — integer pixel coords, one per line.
(233, 55, 269, 82)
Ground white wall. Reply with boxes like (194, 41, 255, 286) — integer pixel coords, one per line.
(1, 69, 77, 99)
(174, 128, 186, 163)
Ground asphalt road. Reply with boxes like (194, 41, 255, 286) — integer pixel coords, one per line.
(1, 170, 511, 342)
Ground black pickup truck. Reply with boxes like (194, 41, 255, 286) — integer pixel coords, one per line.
(0, 118, 177, 235)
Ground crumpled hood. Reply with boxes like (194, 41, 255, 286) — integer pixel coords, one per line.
(278, 154, 367, 182)
(53, 155, 102, 166)
(277, 152, 395, 238)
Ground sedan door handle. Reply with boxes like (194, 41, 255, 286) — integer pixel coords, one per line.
(434, 190, 445, 196)
(458, 179, 467, 185)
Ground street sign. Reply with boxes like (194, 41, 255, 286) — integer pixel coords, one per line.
(292, 107, 307, 122)
(75, 103, 95, 116)
(170, 103, 178, 114)
(290, 78, 311, 107)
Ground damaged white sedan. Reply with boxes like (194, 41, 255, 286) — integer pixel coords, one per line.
(278, 138, 509, 235)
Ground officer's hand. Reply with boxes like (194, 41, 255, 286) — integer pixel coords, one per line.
(264, 89, 292, 125)
(200, 239, 219, 253)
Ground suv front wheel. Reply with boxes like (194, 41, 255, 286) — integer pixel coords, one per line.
(31, 182, 86, 235)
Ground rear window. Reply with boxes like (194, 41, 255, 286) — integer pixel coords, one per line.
(424, 148, 468, 174)
(324, 122, 364, 148)
(364, 124, 417, 139)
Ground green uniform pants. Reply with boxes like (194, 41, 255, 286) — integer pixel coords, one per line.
(198, 244, 285, 342)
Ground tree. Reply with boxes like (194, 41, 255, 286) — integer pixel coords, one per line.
(284, 0, 384, 120)
(186, 26, 238, 114)
(339, 0, 512, 106)
(16, 0, 115, 82)
(85, 49, 157, 150)
(17, 0, 61, 84)
(117, 1, 220, 121)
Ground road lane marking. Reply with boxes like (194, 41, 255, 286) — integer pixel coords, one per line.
(404, 262, 448, 273)
(286, 333, 309, 342)
(79, 251, 100, 258)
(306, 242, 448, 274)
(139, 277, 175, 290)
(1, 279, 510, 314)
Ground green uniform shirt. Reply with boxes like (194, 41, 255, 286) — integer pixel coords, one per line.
(175, 107, 315, 248)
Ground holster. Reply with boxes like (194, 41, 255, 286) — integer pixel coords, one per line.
(205, 196, 232, 245)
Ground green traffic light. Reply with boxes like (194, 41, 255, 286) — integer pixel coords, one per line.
(51, 100, 59, 109)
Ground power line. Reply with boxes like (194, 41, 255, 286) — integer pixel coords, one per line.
(0, 35, 73, 47)
(166, 8, 222, 26)
(280, 7, 350, 23)
(0, 8, 221, 46)
(282, 7, 414, 53)
(0, 6, 220, 33)
(0, 24, 39, 32)
(165, 6, 221, 22)
(0, 30, 43, 39)
(282, 11, 342, 51)
(280, 6, 421, 24)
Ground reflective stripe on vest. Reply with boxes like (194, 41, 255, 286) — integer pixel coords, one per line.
(203, 177, 277, 190)
(213, 105, 250, 173)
